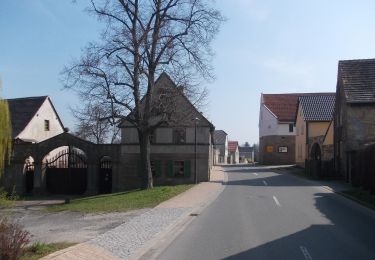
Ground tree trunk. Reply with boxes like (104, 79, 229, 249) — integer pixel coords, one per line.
(139, 130, 153, 189)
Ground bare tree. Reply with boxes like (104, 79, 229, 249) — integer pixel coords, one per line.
(71, 102, 120, 144)
(63, 0, 223, 189)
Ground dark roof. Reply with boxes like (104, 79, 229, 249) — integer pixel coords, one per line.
(6, 96, 48, 138)
(238, 146, 253, 153)
(262, 93, 334, 122)
(213, 130, 227, 145)
(338, 58, 375, 103)
(228, 141, 238, 153)
(299, 94, 335, 121)
(122, 72, 214, 128)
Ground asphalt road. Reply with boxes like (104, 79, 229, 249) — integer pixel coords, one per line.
(156, 165, 375, 260)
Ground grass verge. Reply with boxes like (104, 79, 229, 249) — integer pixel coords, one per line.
(340, 189, 375, 211)
(47, 184, 195, 213)
(20, 242, 76, 260)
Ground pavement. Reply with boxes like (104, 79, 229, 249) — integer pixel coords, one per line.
(41, 166, 227, 260)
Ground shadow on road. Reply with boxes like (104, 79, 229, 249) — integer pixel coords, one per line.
(222, 192, 375, 259)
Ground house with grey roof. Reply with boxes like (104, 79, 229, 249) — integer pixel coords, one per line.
(238, 145, 254, 163)
(295, 94, 336, 177)
(213, 130, 228, 164)
(334, 58, 375, 183)
(7, 96, 65, 143)
(5, 96, 65, 194)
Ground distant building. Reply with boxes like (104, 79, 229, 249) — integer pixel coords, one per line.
(213, 130, 228, 164)
(295, 94, 335, 177)
(334, 59, 375, 182)
(238, 146, 254, 163)
(258, 93, 299, 165)
(228, 141, 239, 164)
(259, 93, 333, 165)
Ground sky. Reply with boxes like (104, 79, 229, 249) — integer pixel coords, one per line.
(2, 0, 375, 145)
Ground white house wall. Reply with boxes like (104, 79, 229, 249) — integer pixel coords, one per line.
(17, 99, 64, 142)
(277, 122, 295, 135)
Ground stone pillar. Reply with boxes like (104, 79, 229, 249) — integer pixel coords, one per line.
(85, 163, 98, 195)
(111, 162, 119, 192)
(5, 163, 24, 194)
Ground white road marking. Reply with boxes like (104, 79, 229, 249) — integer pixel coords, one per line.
(253, 172, 259, 176)
(263, 180, 268, 186)
(300, 246, 313, 260)
(273, 196, 281, 207)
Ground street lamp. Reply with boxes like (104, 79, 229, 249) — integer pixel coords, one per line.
(193, 117, 200, 184)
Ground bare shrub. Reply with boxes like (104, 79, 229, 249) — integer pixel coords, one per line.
(0, 218, 30, 260)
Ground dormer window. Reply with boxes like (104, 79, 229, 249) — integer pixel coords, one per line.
(44, 120, 50, 131)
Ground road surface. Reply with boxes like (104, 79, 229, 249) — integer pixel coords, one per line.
(157, 165, 375, 260)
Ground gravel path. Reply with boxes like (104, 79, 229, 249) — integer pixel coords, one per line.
(89, 207, 192, 259)
(1, 204, 149, 244)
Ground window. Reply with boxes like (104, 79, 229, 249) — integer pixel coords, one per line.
(173, 161, 185, 177)
(44, 120, 50, 131)
(301, 125, 304, 135)
(173, 129, 186, 144)
(166, 160, 191, 178)
(278, 146, 288, 153)
(289, 124, 293, 133)
(149, 131, 156, 144)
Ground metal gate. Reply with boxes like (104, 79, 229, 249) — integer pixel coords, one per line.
(99, 158, 112, 194)
(45, 147, 87, 195)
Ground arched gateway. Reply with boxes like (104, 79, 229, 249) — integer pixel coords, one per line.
(5, 132, 119, 195)
(310, 143, 322, 178)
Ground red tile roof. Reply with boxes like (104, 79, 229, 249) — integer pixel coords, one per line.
(262, 93, 333, 122)
(228, 141, 238, 153)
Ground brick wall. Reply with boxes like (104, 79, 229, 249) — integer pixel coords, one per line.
(259, 135, 295, 165)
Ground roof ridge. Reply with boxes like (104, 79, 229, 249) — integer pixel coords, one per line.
(6, 96, 48, 101)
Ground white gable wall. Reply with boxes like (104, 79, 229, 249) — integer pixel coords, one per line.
(17, 99, 64, 142)
(259, 104, 295, 137)
(277, 122, 295, 136)
(259, 105, 278, 137)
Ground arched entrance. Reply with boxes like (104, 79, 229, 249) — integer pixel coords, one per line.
(24, 156, 34, 194)
(44, 146, 88, 195)
(310, 143, 322, 178)
(98, 156, 112, 194)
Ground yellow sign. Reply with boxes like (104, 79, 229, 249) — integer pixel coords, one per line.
(266, 146, 273, 153)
